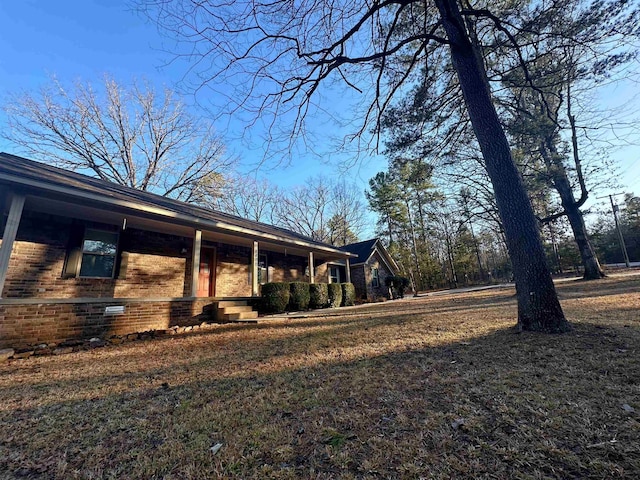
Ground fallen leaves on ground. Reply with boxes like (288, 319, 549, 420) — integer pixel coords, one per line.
(1, 274, 639, 479)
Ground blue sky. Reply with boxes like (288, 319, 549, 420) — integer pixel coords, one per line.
(0, 1, 384, 183)
(1, 0, 638, 226)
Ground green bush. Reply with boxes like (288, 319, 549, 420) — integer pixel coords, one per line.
(385, 276, 410, 299)
(341, 283, 356, 306)
(309, 283, 329, 309)
(289, 282, 311, 311)
(328, 283, 343, 308)
(260, 282, 290, 313)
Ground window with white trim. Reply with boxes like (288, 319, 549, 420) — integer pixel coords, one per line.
(258, 253, 268, 284)
(372, 267, 380, 287)
(329, 266, 341, 283)
(79, 229, 118, 278)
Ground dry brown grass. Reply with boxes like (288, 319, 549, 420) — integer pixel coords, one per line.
(1, 273, 639, 479)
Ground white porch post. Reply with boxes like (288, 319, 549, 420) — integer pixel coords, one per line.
(0, 194, 25, 299)
(190, 229, 202, 297)
(345, 258, 351, 283)
(308, 251, 315, 284)
(251, 241, 259, 296)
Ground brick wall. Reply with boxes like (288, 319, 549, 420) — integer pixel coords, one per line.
(214, 243, 252, 297)
(350, 264, 367, 299)
(1, 211, 192, 299)
(0, 298, 213, 349)
(364, 252, 394, 299)
(314, 262, 329, 284)
(267, 251, 308, 283)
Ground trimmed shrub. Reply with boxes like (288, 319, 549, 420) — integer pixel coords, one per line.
(289, 282, 311, 311)
(341, 283, 356, 306)
(260, 282, 290, 313)
(309, 283, 329, 309)
(328, 283, 343, 308)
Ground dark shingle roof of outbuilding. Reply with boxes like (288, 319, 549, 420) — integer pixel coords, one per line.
(339, 238, 378, 264)
(0, 152, 353, 256)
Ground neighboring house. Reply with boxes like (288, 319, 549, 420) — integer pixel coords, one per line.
(0, 153, 355, 348)
(340, 238, 401, 300)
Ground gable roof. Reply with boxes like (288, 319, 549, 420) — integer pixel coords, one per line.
(0, 152, 354, 257)
(341, 238, 400, 273)
(339, 239, 378, 262)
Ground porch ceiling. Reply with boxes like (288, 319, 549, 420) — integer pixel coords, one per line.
(22, 195, 352, 261)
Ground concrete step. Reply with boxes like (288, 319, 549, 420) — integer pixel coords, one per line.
(217, 300, 248, 308)
(224, 311, 259, 321)
(220, 305, 254, 314)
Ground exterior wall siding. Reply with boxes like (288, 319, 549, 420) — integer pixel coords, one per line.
(0, 298, 213, 349)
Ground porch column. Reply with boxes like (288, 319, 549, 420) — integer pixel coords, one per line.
(190, 229, 202, 297)
(251, 241, 259, 296)
(345, 258, 351, 283)
(0, 194, 25, 298)
(308, 251, 315, 283)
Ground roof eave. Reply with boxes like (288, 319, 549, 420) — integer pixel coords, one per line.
(0, 171, 354, 258)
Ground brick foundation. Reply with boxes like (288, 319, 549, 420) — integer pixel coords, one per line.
(0, 297, 217, 349)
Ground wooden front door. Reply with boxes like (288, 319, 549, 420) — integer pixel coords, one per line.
(197, 248, 216, 297)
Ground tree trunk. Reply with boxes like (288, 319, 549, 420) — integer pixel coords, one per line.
(443, 221, 458, 288)
(541, 143, 605, 280)
(405, 198, 423, 290)
(436, 0, 569, 332)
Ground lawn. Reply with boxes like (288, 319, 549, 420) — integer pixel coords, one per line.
(1, 273, 639, 479)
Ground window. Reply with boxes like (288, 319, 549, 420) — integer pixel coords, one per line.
(258, 254, 268, 284)
(79, 229, 118, 278)
(329, 266, 341, 284)
(371, 267, 380, 287)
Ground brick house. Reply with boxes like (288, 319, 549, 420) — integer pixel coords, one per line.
(0, 153, 355, 348)
(340, 239, 400, 300)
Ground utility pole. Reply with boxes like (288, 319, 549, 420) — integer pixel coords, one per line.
(598, 193, 630, 267)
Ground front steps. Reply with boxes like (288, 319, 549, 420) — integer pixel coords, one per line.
(215, 300, 259, 323)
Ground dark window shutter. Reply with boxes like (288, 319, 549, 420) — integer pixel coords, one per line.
(62, 221, 84, 278)
(115, 229, 130, 279)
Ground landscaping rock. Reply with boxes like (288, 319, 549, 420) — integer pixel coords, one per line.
(13, 350, 34, 360)
(89, 338, 106, 348)
(0, 349, 15, 362)
(53, 347, 73, 355)
(34, 346, 53, 356)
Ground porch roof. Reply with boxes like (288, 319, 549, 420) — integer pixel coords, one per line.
(0, 152, 356, 259)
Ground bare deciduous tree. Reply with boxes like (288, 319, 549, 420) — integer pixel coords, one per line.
(3, 76, 233, 202)
(210, 175, 281, 223)
(273, 176, 364, 245)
